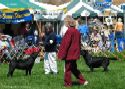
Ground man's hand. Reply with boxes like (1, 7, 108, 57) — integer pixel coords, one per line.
(58, 58, 62, 61)
(49, 40, 53, 44)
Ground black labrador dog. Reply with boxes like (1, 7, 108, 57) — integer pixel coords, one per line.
(7, 52, 39, 77)
(81, 50, 112, 72)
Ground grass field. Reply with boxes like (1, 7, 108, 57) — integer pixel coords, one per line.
(0, 56, 125, 89)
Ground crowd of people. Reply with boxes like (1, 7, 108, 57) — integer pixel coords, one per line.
(74, 17, 124, 53)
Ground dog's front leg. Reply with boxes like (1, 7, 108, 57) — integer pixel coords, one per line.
(7, 65, 15, 77)
(10, 69, 15, 77)
(7, 69, 11, 77)
(103, 66, 108, 71)
(26, 70, 28, 76)
(29, 69, 32, 75)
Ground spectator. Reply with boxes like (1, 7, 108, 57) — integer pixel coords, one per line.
(60, 15, 72, 37)
(58, 19, 88, 87)
(20, 22, 33, 36)
(20, 22, 35, 45)
(78, 19, 89, 43)
(115, 18, 124, 52)
(109, 30, 115, 52)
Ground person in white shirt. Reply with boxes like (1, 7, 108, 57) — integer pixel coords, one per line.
(60, 23, 68, 37)
(60, 15, 72, 37)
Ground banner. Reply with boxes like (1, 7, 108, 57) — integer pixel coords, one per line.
(112, 0, 125, 5)
(94, 1, 111, 11)
(104, 0, 112, 2)
(33, 9, 64, 21)
(0, 9, 33, 24)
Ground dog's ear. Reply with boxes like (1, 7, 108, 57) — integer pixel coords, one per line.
(31, 52, 39, 59)
(83, 50, 88, 53)
(80, 49, 86, 55)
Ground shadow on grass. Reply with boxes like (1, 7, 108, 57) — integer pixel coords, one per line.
(72, 81, 88, 87)
(80, 69, 111, 73)
(72, 81, 81, 86)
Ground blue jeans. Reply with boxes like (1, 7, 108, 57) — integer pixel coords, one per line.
(110, 40, 115, 52)
(115, 31, 124, 52)
(117, 38, 124, 52)
(81, 33, 88, 42)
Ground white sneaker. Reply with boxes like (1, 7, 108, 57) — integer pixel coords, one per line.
(83, 81, 88, 86)
(45, 72, 49, 75)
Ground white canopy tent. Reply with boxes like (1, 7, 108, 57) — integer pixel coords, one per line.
(111, 4, 123, 13)
(0, 3, 8, 9)
(66, 0, 100, 15)
(29, 0, 70, 10)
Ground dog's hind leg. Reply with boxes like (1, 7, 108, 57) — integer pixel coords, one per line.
(90, 66, 94, 72)
(103, 65, 108, 71)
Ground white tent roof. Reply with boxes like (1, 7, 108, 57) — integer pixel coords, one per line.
(29, 0, 70, 10)
(81, 10, 90, 16)
(111, 4, 123, 13)
(66, 1, 101, 15)
(0, 3, 8, 9)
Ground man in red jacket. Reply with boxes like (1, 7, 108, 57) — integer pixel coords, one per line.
(58, 19, 88, 87)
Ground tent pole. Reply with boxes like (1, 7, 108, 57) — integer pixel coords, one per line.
(57, 21, 58, 35)
(86, 15, 87, 25)
(103, 15, 104, 24)
(36, 21, 41, 37)
(123, 10, 125, 38)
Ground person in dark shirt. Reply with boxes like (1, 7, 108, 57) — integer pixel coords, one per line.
(20, 22, 34, 36)
(43, 22, 58, 75)
(20, 22, 35, 45)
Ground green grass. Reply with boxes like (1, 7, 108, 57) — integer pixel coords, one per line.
(0, 57, 125, 89)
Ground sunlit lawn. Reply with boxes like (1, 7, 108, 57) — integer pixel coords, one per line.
(0, 55, 125, 89)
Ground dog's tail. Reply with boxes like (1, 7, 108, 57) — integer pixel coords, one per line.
(107, 57, 117, 60)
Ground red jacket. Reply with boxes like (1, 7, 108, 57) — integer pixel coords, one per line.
(58, 27, 81, 60)
(24, 47, 40, 55)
